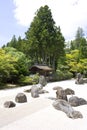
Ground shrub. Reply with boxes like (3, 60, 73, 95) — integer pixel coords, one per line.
(0, 83, 5, 89)
(18, 74, 39, 86)
(52, 70, 73, 81)
(56, 70, 64, 81)
(30, 73, 39, 84)
(18, 76, 33, 86)
(63, 71, 73, 80)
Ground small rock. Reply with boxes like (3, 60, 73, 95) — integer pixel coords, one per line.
(4, 101, 16, 108)
(69, 96, 87, 107)
(65, 88, 75, 95)
(39, 75, 47, 87)
(15, 93, 27, 103)
(38, 89, 49, 94)
(71, 111, 83, 119)
(53, 86, 63, 90)
(31, 85, 40, 98)
(56, 89, 67, 101)
(24, 89, 31, 93)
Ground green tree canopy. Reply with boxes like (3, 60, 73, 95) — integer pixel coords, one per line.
(7, 35, 17, 48)
(0, 47, 30, 84)
(70, 27, 85, 50)
(25, 5, 65, 70)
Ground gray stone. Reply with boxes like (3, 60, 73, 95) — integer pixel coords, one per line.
(24, 89, 31, 93)
(75, 73, 84, 84)
(38, 89, 49, 94)
(78, 78, 84, 84)
(53, 99, 73, 113)
(69, 96, 87, 107)
(78, 98, 87, 105)
(53, 99, 83, 119)
(53, 86, 63, 90)
(56, 89, 67, 101)
(4, 101, 16, 108)
(71, 111, 83, 119)
(75, 78, 84, 84)
(75, 79, 79, 84)
(65, 88, 75, 95)
(76, 73, 82, 79)
(39, 75, 47, 87)
(69, 96, 79, 106)
(83, 78, 87, 83)
(15, 93, 27, 103)
(31, 85, 40, 98)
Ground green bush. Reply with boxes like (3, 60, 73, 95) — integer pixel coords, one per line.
(0, 47, 30, 84)
(56, 70, 64, 81)
(32, 73, 39, 84)
(63, 71, 73, 80)
(0, 83, 5, 89)
(18, 74, 39, 86)
(52, 70, 73, 81)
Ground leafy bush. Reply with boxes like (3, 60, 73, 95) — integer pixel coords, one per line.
(19, 76, 33, 86)
(31, 73, 39, 84)
(0, 82, 5, 89)
(0, 47, 30, 84)
(56, 70, 64, 81)
(52, 70, 73, 81)
(63, 71, 73, 80)
(18, 74, 39, 86)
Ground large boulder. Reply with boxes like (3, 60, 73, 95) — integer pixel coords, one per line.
(69, 96, 79, 106)
(79, 98, 87, 105)
(31, 85, 40, 98)
(31, 84, 48, 96)
(65, 88, 75, 95)
(52, 99, 83, 119)
(56, 89, 67, 101)
(39, 75, 47, 87)
(15, 93, 27, 103)
(69, 96, 87, 107)
(4, 101, 16, 108)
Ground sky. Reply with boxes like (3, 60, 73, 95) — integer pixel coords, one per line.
(0, 0, 87, 47)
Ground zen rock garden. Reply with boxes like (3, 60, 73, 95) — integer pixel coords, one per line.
(52, 86, 87, 119)
(3, 75, 87, 119)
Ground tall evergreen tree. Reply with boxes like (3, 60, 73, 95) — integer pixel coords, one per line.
(79, 38, 87, 58)
(25, 5, 65, 70)
(75, 27, 84, 49)
(7, 35, 17, 48)
(70, 27, 86, 51)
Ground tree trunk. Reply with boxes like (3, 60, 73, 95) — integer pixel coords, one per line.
(52, 56, 56, 71)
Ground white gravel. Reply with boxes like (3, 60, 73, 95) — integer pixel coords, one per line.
(0, 79, 87, 130)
